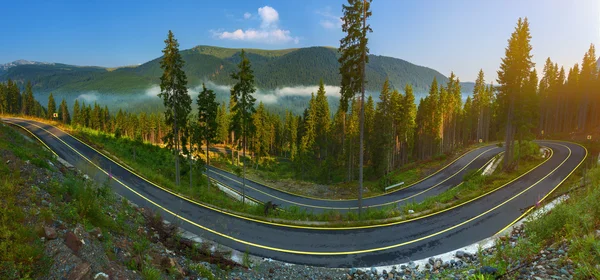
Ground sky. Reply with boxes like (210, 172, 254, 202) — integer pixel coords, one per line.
(1, 0, 598, 82)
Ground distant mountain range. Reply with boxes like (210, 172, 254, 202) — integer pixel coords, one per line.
(0, 45, 474, 96)
(0, 59, 53, 71)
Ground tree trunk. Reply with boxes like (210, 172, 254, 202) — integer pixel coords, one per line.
(206, 139, 210, 188)
(173, 98, 180, 186)
(242, 120, 246, 204)
(504, 96, 515, 170)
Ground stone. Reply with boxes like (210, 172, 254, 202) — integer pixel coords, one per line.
(557, 249, 565, 255)
(349, 268, 357, 275)
(64, 231, 83, 253)
(162, 257, 184, 276)
(408, 209, 414, 214)
(90, 227, 103, 240)
(371, 267, 377, 275)
(434, 260, 442, 270)
(468, 269, 475, 275)
(93, 272, 109, 280)
(67, 262, 90, 280)
(44, 226, 57, 240)
(428, 258, 435, 265)
(456, 250, 466, 258)
(559, 268, 569, 276)
(480, 266, 498, 275)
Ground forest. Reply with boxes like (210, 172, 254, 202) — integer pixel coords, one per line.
(1, 20, 598, 187)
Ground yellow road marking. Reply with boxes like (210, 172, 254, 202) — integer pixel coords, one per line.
(7, 118, 580, 255)
(4, 120, 59, 158)
(209, 143, 499, 201)
(209, 147, 500, 209)
(495, 141, 587, 235)
(7, 118, 567, 239)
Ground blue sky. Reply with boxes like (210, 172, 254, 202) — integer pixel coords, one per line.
(1, 0, 598, 82)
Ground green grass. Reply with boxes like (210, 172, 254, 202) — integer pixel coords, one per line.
(211, 143, 488, 200)
(475, 164, 600, 279)
(0, 175, 52, 279)
(0, 124, 54, 279)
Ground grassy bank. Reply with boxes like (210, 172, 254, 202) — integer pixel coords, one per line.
(210, 142, 491, 200)
(0, 123, 54, 278)
(0, 123, 239, 279)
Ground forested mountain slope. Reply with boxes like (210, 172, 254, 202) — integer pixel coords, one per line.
(0, 46, 452, 94)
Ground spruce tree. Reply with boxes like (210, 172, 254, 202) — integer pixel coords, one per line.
(497, 17, 534, 170)
(158, 30, 191, 186)
(0, 83, 6, 115)
(339, 0, 372, 215)
(230, 49, 256, 203)
(197, 83, 219, 186)
(59, 98, 71, 124)
(314, 79, 330, 164)
(21, 81, 34, 116)
(47, 93, 56, 119)
(73, 99, 80, 126)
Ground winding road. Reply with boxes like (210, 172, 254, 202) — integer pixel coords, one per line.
(3, 117, 586, 267)
(206, 144, 503, 212)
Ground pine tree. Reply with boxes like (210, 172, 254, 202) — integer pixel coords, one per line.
(497, 17, 534, 170)
(314, 79, 330, 164)
(158, 30, 192, 186)
(197, 83, 219, 185)
(401, 84, 416, 164)
(6, 80, 20, 114)
(216, 103, 230, 144)
(230, 49, 256, 203)
(578, 44, 597, 130)
(252, 102, 269, 165)
(59, 98, 71, 124)
(339, 0, 372, 215)
(21, 81, 34, 116)
(47, 93, 56, 119)
(73, 99, 80, 126)
(372, 78, 393, 177)
(0, 82, 6, 115)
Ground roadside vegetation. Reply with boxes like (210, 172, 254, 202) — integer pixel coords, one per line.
(0, 123, 238, 279)
(439, 161, 600, 279)
(210, 142, 490, 199)
(0, 123, 54, 278)
(65, 124, 548, 227)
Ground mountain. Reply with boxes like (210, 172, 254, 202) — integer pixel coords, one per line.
(0, 46, 452, 95)
(0, 60, 53, 73)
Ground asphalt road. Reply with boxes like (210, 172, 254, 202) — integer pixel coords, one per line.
(206, 144, 504, 212)
(3, 117, 586, 268)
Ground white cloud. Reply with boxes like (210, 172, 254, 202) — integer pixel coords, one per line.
(215, 28, 298, 44)
(316, 7, 343, 30)
(258, 6, 279, 28)
(213, 6, 298, 44)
